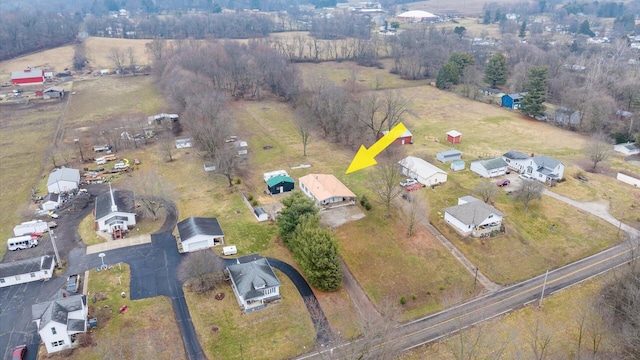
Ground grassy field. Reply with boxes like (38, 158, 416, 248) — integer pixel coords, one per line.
(40, 264, 185, 359)
(399, 276, 616, 359)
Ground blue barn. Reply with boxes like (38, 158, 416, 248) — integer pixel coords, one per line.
(501, 93, 527, 109)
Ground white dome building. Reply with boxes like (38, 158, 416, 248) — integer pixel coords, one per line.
(397, 10, 438, 21)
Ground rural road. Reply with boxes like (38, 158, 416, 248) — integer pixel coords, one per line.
(296, 190, 640, 359)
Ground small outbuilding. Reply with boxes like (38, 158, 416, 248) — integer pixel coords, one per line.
(266, 175, 295, 194)
(177, 217, 225, 253)
(41, 193, 60, 211)
(450, 160, 465, 171)
(470, 158, 508, 178)
(437, 149, 462, 163)
(43, 86, 64, 99)
(446, 130, 462, 144)
(253, 207, 269, 222)
(614, 142, 640, 156)
(263, 170, 289, 183)
(501, 93, 527, 109)
(46, 168, 80, 194)
(175, 138, 192, 149)
(377, 128, 413, 145)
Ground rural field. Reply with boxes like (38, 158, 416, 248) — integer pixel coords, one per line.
(1, 28, 639, 359)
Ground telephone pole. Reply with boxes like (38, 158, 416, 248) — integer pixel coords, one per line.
(49, 229, 62, 268)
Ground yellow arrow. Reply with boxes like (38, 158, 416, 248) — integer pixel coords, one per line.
(346, 122, 408, 174)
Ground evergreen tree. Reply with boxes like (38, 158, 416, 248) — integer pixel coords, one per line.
(293, 219, 342, 291)
(494, 9, 502, 22)
(520, 66, 548, 118)
(449, 52, 474, 72)
(436, 62, 460, 89)
(578, 20, 595, 37)
(483, 10, 492, 24)
(277, 191, 318, 248)
(519, 20, 527, 38)
(484, 52, 507, 87)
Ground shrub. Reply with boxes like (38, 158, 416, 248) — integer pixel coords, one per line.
(251, 199, 259, 206)
(235, 178, 242, 184)
(400, 296, 407, 305)
(247, 194, 254, 201)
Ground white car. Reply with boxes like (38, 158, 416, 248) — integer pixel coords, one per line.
(519, 173, 534, 181)
(400, 179, 418, 187)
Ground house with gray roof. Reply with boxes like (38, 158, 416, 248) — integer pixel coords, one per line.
(94, 187, 136, 234)
(46, 168, 80, 194)
(0, 255, 55, 288)
(32, 294, 87, 354)
(227, 256, 281, 313)
(444, 197, 504, 237)
(528, 155, 565, 183)
(614, 142, 640, 156)
(470, 158, 508, 178)
(176, 217, 224, 253)
(502, 150, 530, 173)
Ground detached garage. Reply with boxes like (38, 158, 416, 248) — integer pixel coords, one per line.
(177, 217, 225, 253)
(266, 175, 295, 194)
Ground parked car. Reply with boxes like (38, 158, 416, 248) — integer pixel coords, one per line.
(12, 344, 26, 360)
(66, 274, 80, 293)
(496, 179, 510, 187)
(406, 183, 423, 191)
(400, 178, 418, 187)
(519, 173, 534, 181)
(47, 221, 58, 229)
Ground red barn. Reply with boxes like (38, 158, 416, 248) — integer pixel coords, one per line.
(378, 128, 413, 145)
(11, 68, 45, 85)
(446, 130, 462, 144)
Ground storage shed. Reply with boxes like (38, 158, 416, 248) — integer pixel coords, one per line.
(450, 160, 465, 171)
(437, 149, 462, 163)
(501, 93, 526, 109)
(266, 175, 295, 194)
(446, 130, 462, 144)
(377, 128, 413, 145)
(177, 217, 225, 253)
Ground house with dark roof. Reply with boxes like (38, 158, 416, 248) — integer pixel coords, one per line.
(94, 187, 136, 233)
(0, 255, 55, 288)
(43, 86, 64, 99)
(227, 256, 281, 313)
(528, 155, 565, 183)
(470, 158, 508, 178)
(177, 217, 224, 252)
(46, 168, 80, 194)
(266, 175, 295, 195)
(41, 193, 60, 211)
(502, 150, 531, 173)
(444, 196, 504, 237)
(32, 294, 88, 354)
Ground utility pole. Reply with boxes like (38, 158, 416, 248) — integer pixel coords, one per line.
(539, 269, 549, 308)
(473, 266, 479, 290)
(49, 229, 62, 268)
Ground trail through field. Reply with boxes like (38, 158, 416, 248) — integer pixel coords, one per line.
(52, 81, 74, 145)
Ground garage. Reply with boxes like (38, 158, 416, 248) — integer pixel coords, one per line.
(176, 217, 225, 253)
(187, 240, 209, 252)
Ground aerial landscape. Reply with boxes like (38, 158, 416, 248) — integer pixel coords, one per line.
(0, 0, 639, 359)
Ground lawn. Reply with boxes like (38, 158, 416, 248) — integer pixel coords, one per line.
(184, 269, 316, 360)
(39, 264, 185, 359)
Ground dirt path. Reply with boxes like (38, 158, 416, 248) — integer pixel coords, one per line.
(340, 260, 382, 322)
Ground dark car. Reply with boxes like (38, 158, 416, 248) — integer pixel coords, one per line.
(12, 344, 26, 360)
(497, 179, 510, 187)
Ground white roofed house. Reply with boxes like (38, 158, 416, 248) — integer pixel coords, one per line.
(398, 156, 448, 186)
(614, 142, 640, 156)
(32, 295, 88, 354)
(176, 217, 225, 253)
(227, 255, 281, 313)
(94, 187, 136, 234)
(470, 158, 508, 178)
(444, 196, 504, 237)
(46, 168, 80, 194)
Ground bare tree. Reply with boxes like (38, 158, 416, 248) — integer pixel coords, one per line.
(473, 181, 499, 203)
(177, 250, 225, 293)
(295, 114, 312, 156)
(184, 92, 233, 161)
(58, 144, 76, 166)
(146, 38, 166, 63)
(108, 47, 126, 75)
(368, 161, 404, 217)
(528, 318, 554, 360)
(406, 191, 427, 237)
(584, 133, 612, 172)
(213, 144, 239, 187)
(127, 46, 136, 75)
(158, 134, 175, 162)
(514, 179, 544, 212)
(73, 42, 88, 70)
(126, 170, 172, 221)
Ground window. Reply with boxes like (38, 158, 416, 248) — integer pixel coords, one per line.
(15, 275, 21, 281)
(51, 327, 57, 335)
(0, 278, 4, 283)
(31, 273, 36, 278)
(51, 340, 64, 347)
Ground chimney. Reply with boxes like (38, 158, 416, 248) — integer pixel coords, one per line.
(109, 183, 118, 212)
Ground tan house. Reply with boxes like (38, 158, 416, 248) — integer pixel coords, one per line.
(299, 174, 356, 208)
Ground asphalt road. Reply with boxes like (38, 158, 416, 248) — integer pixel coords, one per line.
(297, 238, 639, 359)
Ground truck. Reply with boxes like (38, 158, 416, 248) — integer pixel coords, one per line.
(7, 236, 38, 251)
(13, 220, 49, 237)
(66, 274, 80, 293)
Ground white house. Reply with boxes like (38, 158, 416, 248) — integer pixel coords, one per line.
(46, 168, 80, 194)
(94, 188, 136, 233)
(32, 294, 88, 354)
(614, 142, 640, 156)
(436, 149, 463, 163)
(527, 155, 565, 183)
(175, 138, 193, 149)
(227, 256, 281, 313)
(398, 156, 448, 186)
(299, 174, 356, 207)
(502, 150, 530, 173)
(177, 217, 225, 253)
(470, 158, 508, 178)
(444, 197, 504, 237)
(41, 193, 60, 211)
(0, 255, 55, 288)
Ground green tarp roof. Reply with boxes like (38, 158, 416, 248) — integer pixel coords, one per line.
(266, 175, 294, 187)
